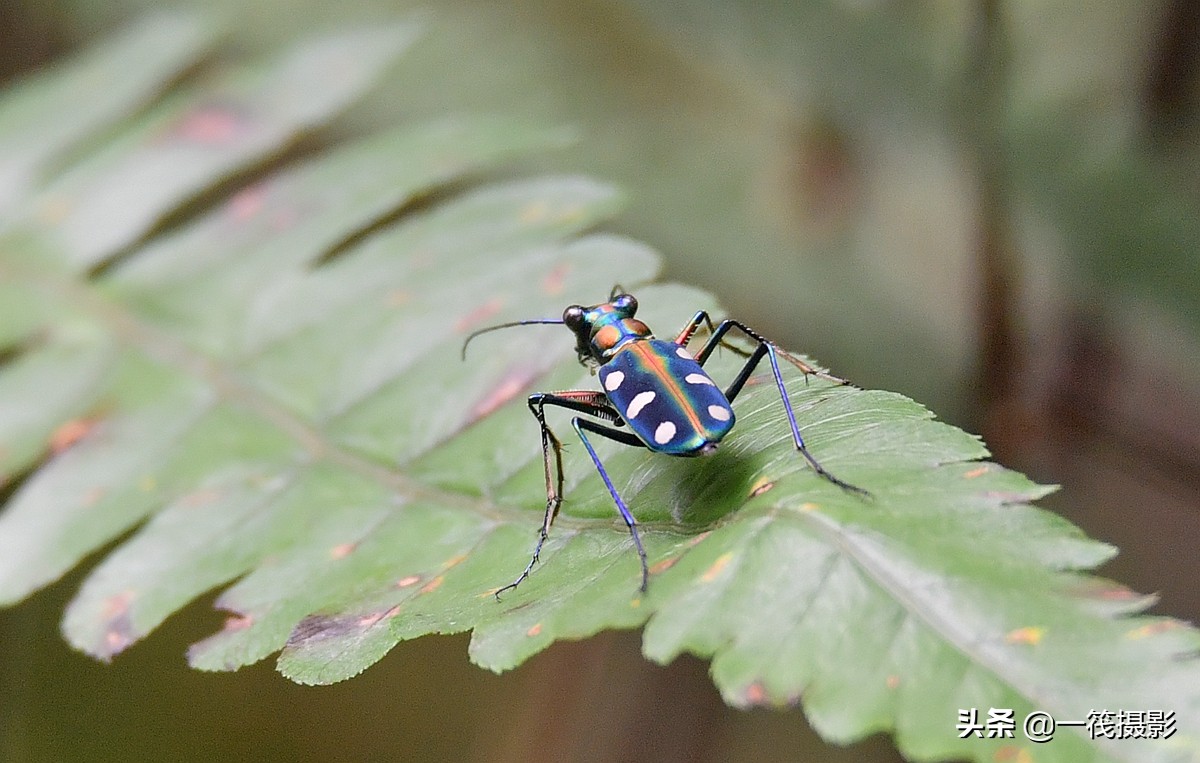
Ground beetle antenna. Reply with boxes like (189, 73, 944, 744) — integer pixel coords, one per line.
(462, 319, 564, 359)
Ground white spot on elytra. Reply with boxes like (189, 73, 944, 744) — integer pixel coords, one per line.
(626, 390, 656, 419)
(654, 421, 677, 444)
(685, 373, 715, 386)
(676, 346, 691, 359)
(604, 371, 625, 391)
(708, 404, 731, 421)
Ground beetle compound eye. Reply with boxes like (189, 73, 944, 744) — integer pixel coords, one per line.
(613, 294, 637, 316)
(563, 305, 585, 328)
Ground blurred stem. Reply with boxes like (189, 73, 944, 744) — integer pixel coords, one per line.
(0, 1, 65, 83)
(0, 604, 36, 761)
(1144, 0, 1200, 140)
(966, 0, 1022, 454)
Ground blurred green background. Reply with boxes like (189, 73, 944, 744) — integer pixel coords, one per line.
(2, 1, 1198, 761)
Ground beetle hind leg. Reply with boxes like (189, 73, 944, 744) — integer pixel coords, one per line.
(689, 319, 870, 498)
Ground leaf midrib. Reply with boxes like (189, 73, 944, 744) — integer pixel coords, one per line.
(4, 252, 735, 543)
(794, 506, 1110, 757)
(12, 257, 516, 523)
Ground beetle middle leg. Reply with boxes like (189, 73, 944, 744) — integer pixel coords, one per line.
(571, 417, 651, 592)
(685, 317, 869, 497)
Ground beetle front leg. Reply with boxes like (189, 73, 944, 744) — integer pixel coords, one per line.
(495, 391, 620, 599)
(494, 396, 565, 599)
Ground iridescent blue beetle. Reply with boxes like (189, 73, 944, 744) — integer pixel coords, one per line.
(464, 288, 867, 597)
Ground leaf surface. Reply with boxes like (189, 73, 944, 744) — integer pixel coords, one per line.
(0, 18, 1197, 763)
(0, 12, 216, 212)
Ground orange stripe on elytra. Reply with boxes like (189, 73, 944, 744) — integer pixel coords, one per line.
(629, 342, 705, 435)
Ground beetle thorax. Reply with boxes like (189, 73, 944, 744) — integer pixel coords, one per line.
(590, 316, 652, 361)
(564, 294, 654, 365)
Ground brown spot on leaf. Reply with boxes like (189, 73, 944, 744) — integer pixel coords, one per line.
(526, 623, 543, 637)
(1126, 619, 1181, 640)
(964, 465, 990, 479)
(649, 556, 679, 575)
(356, 610, 385, 628)
(385, 289, 411, 308)
(541, 264, 569, 295)
(105, 629, 133, 655)
(102, 590, 135, 619)
(743, 682, 767, 705)
(50, 418, 98, 453)
(170, 104, 246, 144)
(99, 591, 136, 658)
(749, 478, 775, 498)
(222, 614, 254, 632)
(288, 615, 330, 646)
(470, 368, 538, 419)
(687, 531, 711, 547)
(701, 552, 733, 583)
(454, 297, 506, 333)
(886, 675, 900, 689)
(180, 487, 222, 508)
(330, 542, 356, 559)
(1063, 578, 1142, 601)
(1096, 586, 1140, 600)
(228, 184, 267, 220)
(1005, 626, 1044, 645)
(287, 607, 400, 648)
(799, 502, 819, 512)
(995, 747, 1034, 763)
(81, 486, 107, 507)
(289, 613, 358, 646)
(419, 576, 444, 594)
(396, 575, 421, 588)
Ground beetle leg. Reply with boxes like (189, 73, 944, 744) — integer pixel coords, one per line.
(693, 319, 869, 497)
(496, 391, 628, 599)
(672, 310, 754, 361)
(572, 417, 650, 592)
(693, 317, 849, 385)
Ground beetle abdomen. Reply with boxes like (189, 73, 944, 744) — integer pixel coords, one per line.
(599, 339, 735, 455)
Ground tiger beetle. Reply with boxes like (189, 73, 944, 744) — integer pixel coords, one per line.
(463, 288, 868, 598)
